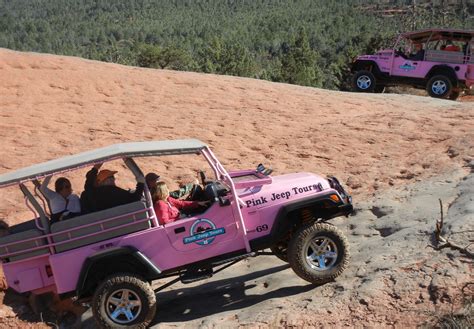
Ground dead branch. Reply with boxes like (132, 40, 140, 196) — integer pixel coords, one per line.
(432, 199, 474, 259)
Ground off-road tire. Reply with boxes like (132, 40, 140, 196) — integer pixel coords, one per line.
(92, 273, 156, 329)
(352, 70, 376, 92)
(288, 222, 349, 284)
(427, 75, 452, 99)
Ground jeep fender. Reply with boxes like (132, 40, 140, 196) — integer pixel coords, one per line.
(249, 194, 352, 251)
(426, 65, 459, 87)
(351, 60, 382, 76)
(75, 246, 161, 299)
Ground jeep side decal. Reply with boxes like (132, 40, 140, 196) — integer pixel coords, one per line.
(399, 62, 416, 71)
(183, 219, 226, 245)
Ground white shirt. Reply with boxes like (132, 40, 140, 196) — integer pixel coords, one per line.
(40, 176, 81, 215)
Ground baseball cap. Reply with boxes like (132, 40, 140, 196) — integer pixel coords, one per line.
(96, 169, 118, 184)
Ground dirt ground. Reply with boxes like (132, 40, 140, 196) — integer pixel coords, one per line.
(0, 48, 473, 327)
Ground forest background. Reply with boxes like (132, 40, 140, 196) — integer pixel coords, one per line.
(0, 0, 472, 90)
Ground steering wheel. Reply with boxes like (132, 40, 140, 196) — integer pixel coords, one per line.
(395, 48, 407, 59)
(186, 184, 206, 201)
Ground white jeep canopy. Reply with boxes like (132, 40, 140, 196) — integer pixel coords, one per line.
(0, 139, 207, 188)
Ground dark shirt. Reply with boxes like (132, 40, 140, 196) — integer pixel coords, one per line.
(410, 49, 425, 61)
(80, 168, 144, 213)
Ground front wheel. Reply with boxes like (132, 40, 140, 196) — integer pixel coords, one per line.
(92, 274, 156, 329)
(352, 70, 376, 92)
(288, 222, 349, 284)
(427, 75, 453, 99)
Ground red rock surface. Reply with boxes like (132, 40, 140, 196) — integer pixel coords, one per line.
(0, 48, 473, 327)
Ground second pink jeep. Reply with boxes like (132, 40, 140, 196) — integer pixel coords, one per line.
(352, 29, 474, 100)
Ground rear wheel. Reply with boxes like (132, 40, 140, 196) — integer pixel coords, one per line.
(288, 222, 349, 284)
(427, 75, 453, 99)
(352, 70, 376, 92)
(92, 273, 156, 329)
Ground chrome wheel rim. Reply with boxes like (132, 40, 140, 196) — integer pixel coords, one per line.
(106, 289, 142, 324)
(432, 80, 447, 95)
(304, 236, 338, 271)
(356, 75, 372, 90)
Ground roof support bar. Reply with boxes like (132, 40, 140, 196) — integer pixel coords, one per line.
(123, 157, 144, 180)
(123, 157, 158, 227)
(32, 179, 52, 217)
(19, 183, 51, 234)
(202, 147, 251, 253)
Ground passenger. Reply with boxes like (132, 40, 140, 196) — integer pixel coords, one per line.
(145, 172, 160, 196)
(81, 163, 145, 212)
(410, 43, 425, 60)
(40, 176, 81, 223)
(146, 172, 202, 200)
(152, 182, 209, 225)
(444, 41, 460, 52)
(80, 164, 101, 213)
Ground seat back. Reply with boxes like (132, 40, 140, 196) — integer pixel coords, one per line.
(425, 50, 465, 64)
(51, 201, 151, 253)
(8, 219, 39, 234)
(0, 229, 49, 262)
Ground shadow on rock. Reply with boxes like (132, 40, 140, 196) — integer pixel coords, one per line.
(3, 288, 86, 328)
(2, 288, 41, 324)
(150, 264, 316, 324)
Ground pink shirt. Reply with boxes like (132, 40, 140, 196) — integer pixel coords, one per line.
(154, 197, 199, 225)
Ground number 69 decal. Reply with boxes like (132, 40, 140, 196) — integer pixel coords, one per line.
(256, 224, 268, 232)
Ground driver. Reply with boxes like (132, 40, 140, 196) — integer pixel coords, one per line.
(410, 42, 425, 60)
(152, 182, 209, 225)
(145, 172, 203, 200)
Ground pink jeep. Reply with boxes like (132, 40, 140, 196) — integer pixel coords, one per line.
(352, 29, 474, 100)
(0, 140, 353, 328)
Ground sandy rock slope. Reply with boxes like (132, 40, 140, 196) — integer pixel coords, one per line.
(0, 49, 473, 327)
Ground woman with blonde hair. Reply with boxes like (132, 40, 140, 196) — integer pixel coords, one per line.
(152, 181, 209, 225)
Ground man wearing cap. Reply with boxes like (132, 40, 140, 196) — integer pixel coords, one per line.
(81, 163, 145, 213)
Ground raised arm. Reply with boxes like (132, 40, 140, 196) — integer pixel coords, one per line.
(39, 175, 56, 199)
(84, 163, 102, 191)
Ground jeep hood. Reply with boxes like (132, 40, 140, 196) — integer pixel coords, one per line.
(235, 172, 332, 208)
